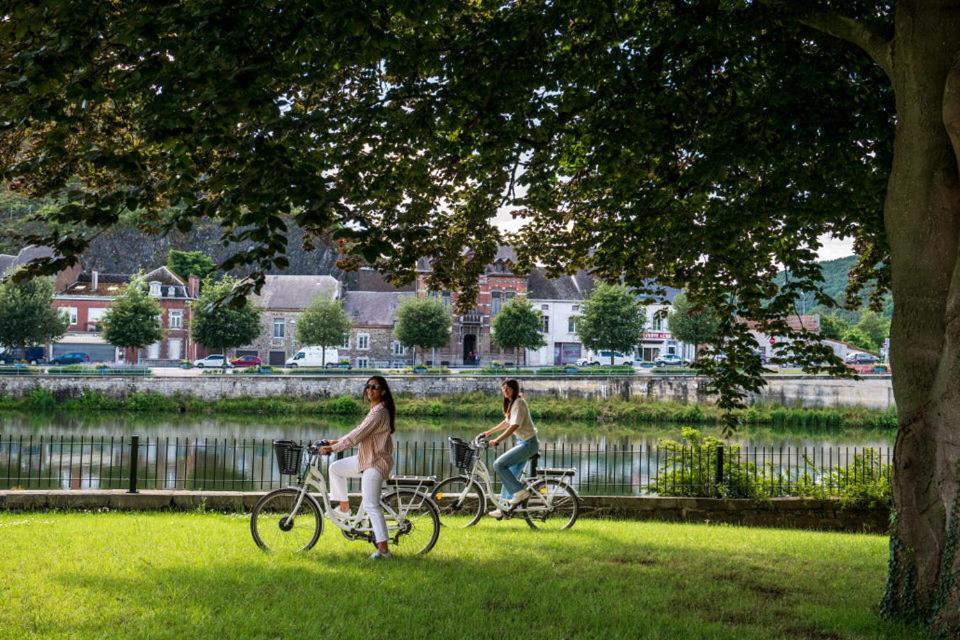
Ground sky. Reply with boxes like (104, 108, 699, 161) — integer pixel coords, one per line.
(493, 209, 857, 262)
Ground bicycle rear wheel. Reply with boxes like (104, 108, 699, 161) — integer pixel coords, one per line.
(523, 478, 579, 531)
(250, 488, 323, 552)
(431, 475, 486, 528)
(381, 489, 441, 555)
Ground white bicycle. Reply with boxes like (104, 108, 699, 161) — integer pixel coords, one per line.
(250, 440, 441, 555)
(431, 434, 580, 530)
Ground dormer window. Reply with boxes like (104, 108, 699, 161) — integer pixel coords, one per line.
(167, 285, 176, 297)
(149, 281, 161, 297)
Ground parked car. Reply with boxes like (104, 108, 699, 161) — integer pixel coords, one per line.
(285, 346, 340, 368)
(192, 354, 233, 368)
(653, 353, 689, 367)
(230, 355, 262, 368)
(49, 352, 90, 365)
(577, 350, 634, 366)
(0, 346, 46, 364)
(845, 352, 880, 365)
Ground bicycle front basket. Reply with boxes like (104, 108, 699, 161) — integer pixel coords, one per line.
(273, 440, 304, 475)
(448, 437, 477, 470)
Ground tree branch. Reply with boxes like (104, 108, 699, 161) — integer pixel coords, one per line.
(759, 2, 893, 79)
(798, 10, 893, 79)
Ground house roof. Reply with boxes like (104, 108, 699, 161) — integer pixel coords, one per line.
(343, 291, 415, 325)
(416, 245, 520, 275)
(744, 315, 821, 334)
(0, 245, 54, 279)
(342, 267, 416, 293)
(526, 268, 595, 301)
(250, 275, 339, 310)
(63, 272, 132, 296)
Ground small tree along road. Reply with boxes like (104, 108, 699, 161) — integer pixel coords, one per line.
(190, 277, 261, 369)
(5, 2, 960, 630)
(394, 297, 450, 366)
(295, 297, 351, 367)
(667, 294, 721, 361)
(576, 284, 645, 366)
(0, 277, 67, 358)
(491, 297, 546, 369)
(100, 276, 163, 365)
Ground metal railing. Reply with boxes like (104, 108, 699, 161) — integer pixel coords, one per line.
(0, 435, 891, 497)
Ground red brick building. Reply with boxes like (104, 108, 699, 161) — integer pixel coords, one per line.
(416, 246, 527, 366)
(52, 267, 200, 363)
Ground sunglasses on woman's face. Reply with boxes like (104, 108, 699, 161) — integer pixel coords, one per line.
(365, 383, 382, 391)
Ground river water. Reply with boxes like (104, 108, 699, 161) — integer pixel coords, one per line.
(0, 412, 894, 495)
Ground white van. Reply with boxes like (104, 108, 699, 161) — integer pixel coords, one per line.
(577, 350, 635, 366)
(285, 346, 340, 368)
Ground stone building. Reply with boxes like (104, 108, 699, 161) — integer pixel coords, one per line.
(340, 291, 416, 368)
(241, 275, 340, 366)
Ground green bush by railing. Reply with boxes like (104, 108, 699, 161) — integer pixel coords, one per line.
(46, 365, 150, 376)
(651, 367, 697, 375)
(0, 366, 39, 376)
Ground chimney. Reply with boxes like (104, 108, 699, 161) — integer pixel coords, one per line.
(91, 270, 99, 291)
(188, 274, 200, 298)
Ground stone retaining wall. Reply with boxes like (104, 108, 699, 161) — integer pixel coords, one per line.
(0, 490, 889, 533)
(0, 373, 895, 409)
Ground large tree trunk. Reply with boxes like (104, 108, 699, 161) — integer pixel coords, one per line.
(882, 3, 960, 631)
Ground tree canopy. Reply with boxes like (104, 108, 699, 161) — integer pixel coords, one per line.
(393, 297, 451, 364)
(0, 276, 67, 352)
(6, 1, 960, 627)
(190, 277, 261, 361)
(576, 283, 645, 364)
(491, 297, 546, 367)
(166, 250, 215, 282)
(100, 276, 164, 360)
(667, 293, 721, 358)
(295, 297, 351, 366)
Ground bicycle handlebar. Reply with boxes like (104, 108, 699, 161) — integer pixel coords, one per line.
(473, 433, 489, 449)
(309, 439, 334, 454)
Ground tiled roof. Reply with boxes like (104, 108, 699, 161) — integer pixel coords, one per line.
(343, 291, 415, 325)
(342, 268, 416, 293)
(66, 272, 131, 296)
(0, 245, 54, 278)
(526, 268, 595, 301)
(250, 275, 339, 310)
(744, 315, 821, 334)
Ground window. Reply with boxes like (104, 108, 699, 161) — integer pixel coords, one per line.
(391, 341, 405, 356)
(356, 357, 369, 368)
(540, 304, 549, 311)
(169, 310, 183, 329)
(491, 291, 502, 316)
(273, 317, 285, 339)
(572, 305, 580, 312)
(148, 281, 161, 297)
(568, 316, 578, 333)
(88, 307, 107, 331)
(541, 316, 549, 333)
(341, 334, 351, 349)
(653, 309, 668, 331)
(60, 307, 78, 326)
(357, 333, 370, 350)
(442, 292, 452, 308)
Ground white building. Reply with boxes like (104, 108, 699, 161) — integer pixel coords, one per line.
(636, 286, 693, 363)
(524, 269, 594, 366)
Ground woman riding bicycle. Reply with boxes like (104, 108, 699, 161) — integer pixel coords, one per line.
(482, 379, 539, 519)
(319, 375, 396, 559)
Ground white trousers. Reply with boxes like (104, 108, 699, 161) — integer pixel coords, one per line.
(328, 455, 388, 544)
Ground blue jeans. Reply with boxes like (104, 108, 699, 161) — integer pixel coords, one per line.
(494, 437, 539, 500)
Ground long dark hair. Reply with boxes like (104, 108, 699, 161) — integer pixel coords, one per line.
(501, 379, 521, 417)
(365, 375, 396, 433)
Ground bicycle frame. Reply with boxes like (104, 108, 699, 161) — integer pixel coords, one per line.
(461, 446, 571, 516)
(284, 451, 413, 541)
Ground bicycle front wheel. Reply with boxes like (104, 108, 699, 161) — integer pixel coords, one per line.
(250, 488, 323, 552)
(432, 475, 486, 528)
(382, 489, 441, 555)
(524, 478, 579, 531)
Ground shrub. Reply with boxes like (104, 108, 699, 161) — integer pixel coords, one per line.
(27, 386, 56, 411)
(653, 427, 766, 499)
(324, 395, 362, 414)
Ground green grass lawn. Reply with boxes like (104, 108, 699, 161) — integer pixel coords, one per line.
(0, 513, 930, 640)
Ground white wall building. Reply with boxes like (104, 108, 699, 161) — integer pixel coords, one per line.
(524, 270, 594, 366)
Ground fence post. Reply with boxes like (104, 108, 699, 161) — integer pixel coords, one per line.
(714, 445, 724, 498)
(128, 435, 140, 494)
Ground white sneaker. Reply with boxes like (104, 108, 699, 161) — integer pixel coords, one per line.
(488, 509, 504, 519)
(508, 489, 532, 505)
(329, 508, 351, 523)
(370, 550, 393, 560)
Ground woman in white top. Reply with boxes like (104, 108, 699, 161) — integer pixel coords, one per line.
(481, 379, 539, 519)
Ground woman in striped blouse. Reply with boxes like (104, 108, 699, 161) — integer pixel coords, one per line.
(319, 375, 396, 559)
